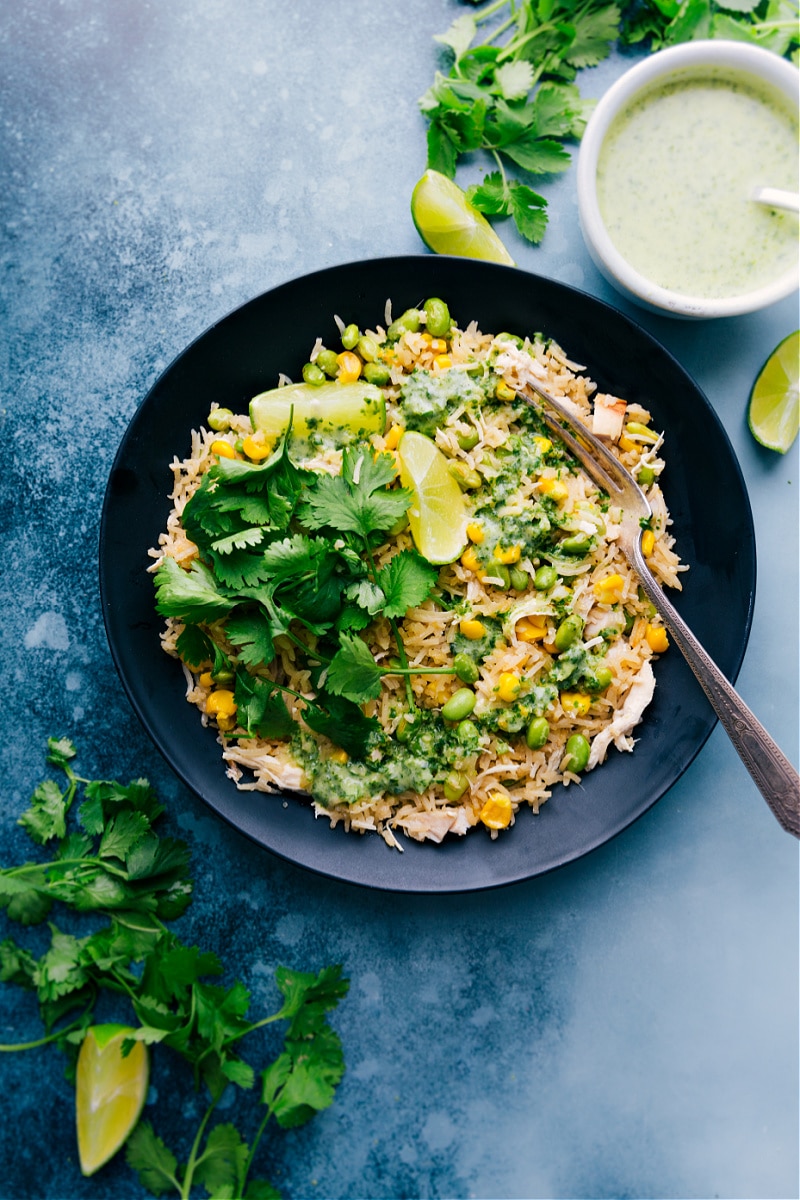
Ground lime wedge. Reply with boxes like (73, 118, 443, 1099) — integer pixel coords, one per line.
(748, 330, 799, 453)
(411, 170, 515, 265)
(397, 430, 468, 564)
(250, 381, 386, 441)
(76, 1025, 148, 1176)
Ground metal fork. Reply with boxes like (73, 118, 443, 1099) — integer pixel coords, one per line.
(520, 378, 799, 838)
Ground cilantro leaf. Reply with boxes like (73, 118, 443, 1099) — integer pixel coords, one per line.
(235, 673, 295, 740)
(18, 778, 69, 845)
(191, 1123, 250, 1199)
(376, 551, 439, 619)
(565, 3, 621, 67)
(301, 692, 381, 758)
(501, 133, 572, 175)
(494, 59, 535, 100)
(468, 170, 511, 216)
(508, 180, 549, 243)
(46, 737, 76, 768)
(126, 1121, 181, 1197)
(175, 625, 223, 671)
(226, 610, 276, 669)
(298, 447, 411, 541)
(154, 557, 238, 624)
(325, 634, 384, 704)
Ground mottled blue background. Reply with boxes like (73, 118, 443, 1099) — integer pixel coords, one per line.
(1, 3, 798, 1199)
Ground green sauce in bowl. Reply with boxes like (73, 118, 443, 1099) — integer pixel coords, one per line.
(596, 70, 799, 300)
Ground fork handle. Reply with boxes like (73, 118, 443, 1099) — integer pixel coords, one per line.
(632, 548, 799, 836)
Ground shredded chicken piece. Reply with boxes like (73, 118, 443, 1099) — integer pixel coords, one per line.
(587, 661, 656, 769)
(396, 808, 470, 843)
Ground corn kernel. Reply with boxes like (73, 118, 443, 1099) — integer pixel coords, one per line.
(433, 353, 452, 370)
(460, 547, 481, 574)
(206, 689, 237, 720)
(383, 424, 403, 451)
(380, 346, 396, 362)
(495, 380, 516, 402)
(430, 338, 447, 353)
(198, 671, 214, 688)
(329, 748, 349, 765)
(641, 529, 656, 557)
(466, 522, 484, 544)
(618, 434, 638, 453)
(537, 477, 568, 501)
(646, 623, 669, 653)
(560, 691, 591, 716)
(533, 435, 552, 454)
(497, 672, 521, 702)
(494, 543, 521, 564)
(210, 439, 235, 459)
(593, 572, 625, 604)
(459, 617, 487, 640)
(516, 615, 546, 642)
(336, 350, 362, 383)
(420, 332, 433, 344)
(241, 434, 272, 461)
(480, 792, 513, 830)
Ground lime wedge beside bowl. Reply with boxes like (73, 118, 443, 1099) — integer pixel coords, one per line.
(411, 169, 515, 265)
(397, 430, 468, 564)
(748, 330, 799, 453)
(76, 1024, 149, 1176)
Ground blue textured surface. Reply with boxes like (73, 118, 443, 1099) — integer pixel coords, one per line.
(1, 3, 798, 1199)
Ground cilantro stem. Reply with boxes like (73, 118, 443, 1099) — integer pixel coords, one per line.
(0, 1012, 89, 1052)
(2, 857, 130, 881)
(180, 1094, 220, 1200)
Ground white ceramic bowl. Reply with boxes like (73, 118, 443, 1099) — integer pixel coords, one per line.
(577, 42, 800, 318)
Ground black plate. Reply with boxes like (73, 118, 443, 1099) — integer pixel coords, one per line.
(99, 256, 755, 892)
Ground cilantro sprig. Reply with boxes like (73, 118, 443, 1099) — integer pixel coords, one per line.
(422, 0, 798, 245)
(155, 439, 450, 756)
(1, 740, 349, 1199)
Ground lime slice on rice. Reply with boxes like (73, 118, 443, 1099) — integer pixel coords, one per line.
(748, 330, 799, 453)
(411, 170, 515, 265)
(397, 430, 468, 564)
(76, 1025, 148, 1176)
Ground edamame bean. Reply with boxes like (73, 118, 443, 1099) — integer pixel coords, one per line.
(453, 653, 480, 685)
(525, 716, 549, 750)
(563, 733, 590, 773)
(509, 567, 528, 592)
(456, 719, 479, 742)
(387, 308, 421, 340)
(496, 332, 524, 349)
(395, 716, 414, 743)
(211, 668, 234, 685)
(363, 361, 391, 386)
(341, 323, 360, 350)
(302, 362, 326, 386)
(554, 614, 583, 652)
(559, 533, 593, 555)
(589, 666, 614, 692)
(533, 565, 557, 590)
(443, 771, 470, 802)
(423, 297, 451, 338)
(315, 349, 340, 377)
(489, 563, 511, 589)
(637, 465, 656, 488)
(447, 462, 482, 490)
(441, 687, 477, 722)
(456, 428, 480, 451)
(207, 408, 234, 432)
(357, 335, 380, 362)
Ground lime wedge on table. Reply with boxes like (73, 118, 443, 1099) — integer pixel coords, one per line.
(397, 430, 468, 564)
(411, 169, 515, 265)
(250, 381, 385, 441)
(76, 1024, 148, 1176)
(747, 330, 799, 453)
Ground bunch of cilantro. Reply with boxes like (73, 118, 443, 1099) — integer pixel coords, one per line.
(422, 0, 799, 245)
(0, 739, 349, 1199)
(154, 436, 443, 758)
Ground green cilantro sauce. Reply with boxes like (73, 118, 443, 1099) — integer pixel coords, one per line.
(597, 70, 799, 298)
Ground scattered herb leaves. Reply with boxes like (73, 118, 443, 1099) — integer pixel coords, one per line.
(422, 0, 798, 245)
(1, 740, 349, 1199)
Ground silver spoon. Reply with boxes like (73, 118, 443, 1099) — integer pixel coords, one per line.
(752, 186, 800, 212)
